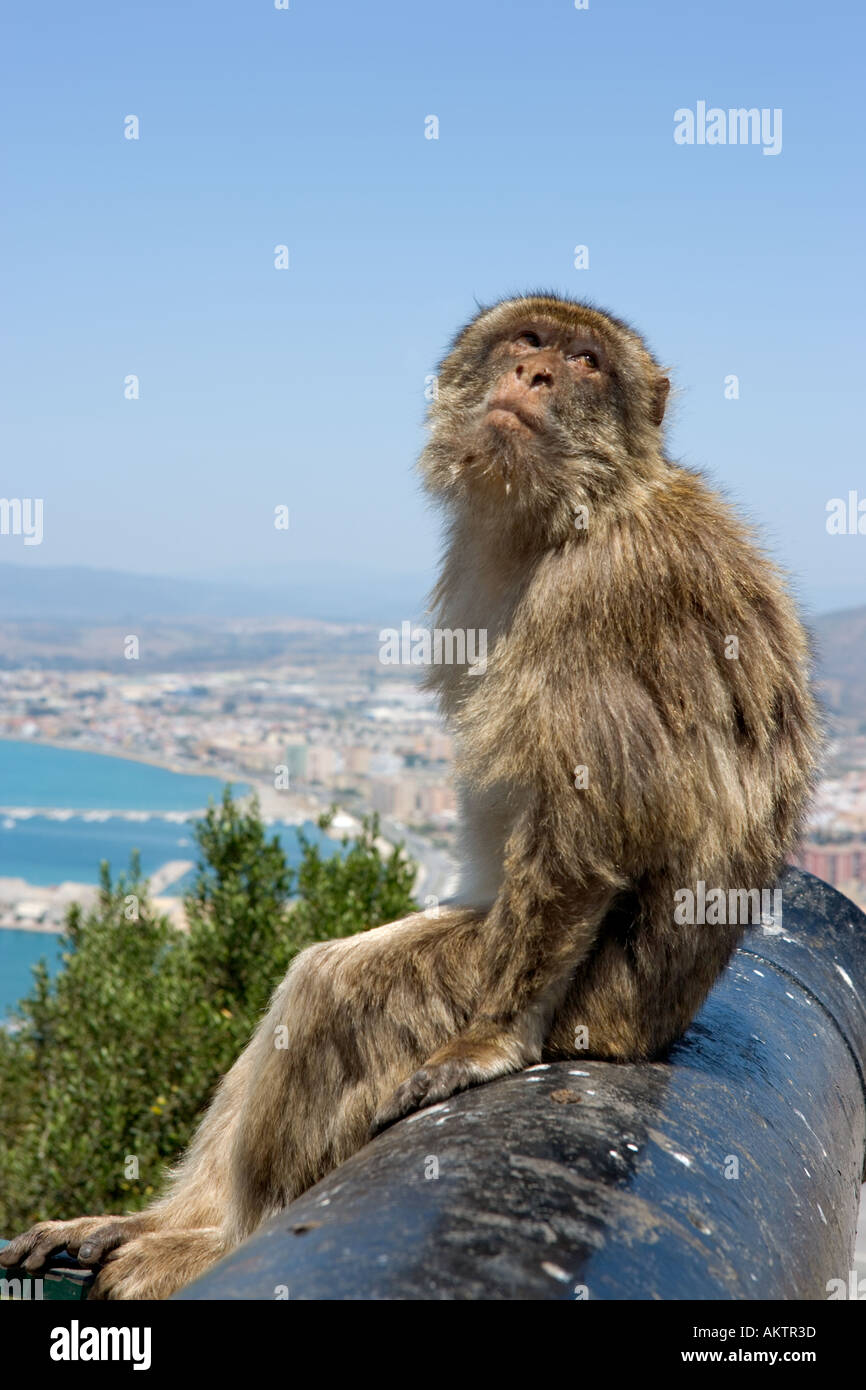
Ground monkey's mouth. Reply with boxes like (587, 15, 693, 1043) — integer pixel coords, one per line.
(483, 402, 539, 433)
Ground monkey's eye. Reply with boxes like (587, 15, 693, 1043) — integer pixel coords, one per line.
(514, 331, 541, 348)
(569, 350, 599, 369)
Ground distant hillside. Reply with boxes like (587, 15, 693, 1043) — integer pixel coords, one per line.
(0, 564, 427, 626)
(0, 563, 430, 672)
(0, 566, 862, 716)
(810, 605, 866, 729)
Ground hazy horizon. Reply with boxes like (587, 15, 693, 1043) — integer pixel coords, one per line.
(0, 558, 862, 627)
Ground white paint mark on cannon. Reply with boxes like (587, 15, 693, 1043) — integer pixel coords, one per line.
(407, 1103, 449, 1122)
(794, 1108, 829, 1158)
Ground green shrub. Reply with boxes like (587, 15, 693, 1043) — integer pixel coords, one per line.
(0, 790, 416, 1230)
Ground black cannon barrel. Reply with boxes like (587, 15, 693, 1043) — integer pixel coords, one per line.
(179, 868, 866, 1301)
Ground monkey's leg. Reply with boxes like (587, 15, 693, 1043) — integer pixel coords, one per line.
(0, 1015, 260, 1293)
(2, 908, 484, 1299)
(225, 906, 486, 1246)
(372, 809, 621, 1132)
(90, 1228, 226, 1301)
(545, 877, 744, 1062)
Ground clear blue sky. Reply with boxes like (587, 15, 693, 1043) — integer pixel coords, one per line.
(1, 0, 863, 617)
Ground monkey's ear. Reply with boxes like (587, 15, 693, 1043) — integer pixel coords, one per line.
(651, 375, 670, 426)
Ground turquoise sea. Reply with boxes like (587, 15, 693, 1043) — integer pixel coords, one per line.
(0, 740, 337, 1015)
(0, 738, 235, 811)
(2, 930, 65, 1017)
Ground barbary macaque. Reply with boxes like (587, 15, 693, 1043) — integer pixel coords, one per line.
(0, 294, 819, 1298)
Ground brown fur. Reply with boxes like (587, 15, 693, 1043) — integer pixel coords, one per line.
(0, 294, 820, 1297)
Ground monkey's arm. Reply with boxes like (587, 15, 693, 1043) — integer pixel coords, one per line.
(371, 605, 645, 1133)
(371, 803, 620, 1133)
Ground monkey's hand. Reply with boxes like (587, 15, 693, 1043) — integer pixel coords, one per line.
(0, 1214, 152, 1275)
(370, 1019, 525, 1136)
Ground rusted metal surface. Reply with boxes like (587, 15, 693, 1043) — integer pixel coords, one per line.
(179, 868, 866, 1300)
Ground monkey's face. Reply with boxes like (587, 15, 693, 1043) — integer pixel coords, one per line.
(421, 295, 669, 533)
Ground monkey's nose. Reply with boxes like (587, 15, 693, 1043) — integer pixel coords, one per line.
(514, 361, 555, 391)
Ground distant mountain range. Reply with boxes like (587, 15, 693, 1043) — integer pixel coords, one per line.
(810, 605, 866, 727)
(0, 565, 863, 727)
(0, 564, 429, 626)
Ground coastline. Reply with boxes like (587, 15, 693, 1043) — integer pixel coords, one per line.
(0, 737, 376, 935)
(0, 732, 366, 827)
(0, 739, 431, 942)
(0, 733, 245, 790)
(0, 918, 64, 935)
(0, 733, 302, 818)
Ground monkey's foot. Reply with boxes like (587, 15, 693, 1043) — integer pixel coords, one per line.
(370, 1028, 525, 1135)
(0, 1213, 152, 1274)
(91, 1228, 226, 1301)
